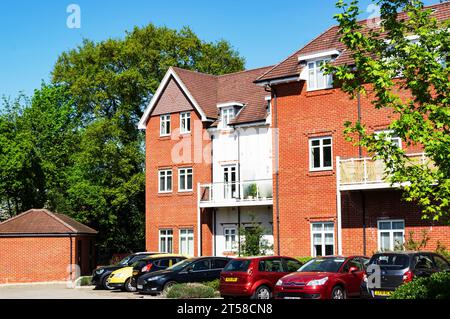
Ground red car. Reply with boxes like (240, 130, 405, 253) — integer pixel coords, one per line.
(274, 256, 369, 299)
(219, 256, 303, 299)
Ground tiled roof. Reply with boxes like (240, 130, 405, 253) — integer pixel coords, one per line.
(172, 66, 273, 125)
(256, 2, 450, 82)
(0, 209, 98, 235)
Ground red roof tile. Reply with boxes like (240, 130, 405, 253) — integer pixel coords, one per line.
(0, 209, 98, 235)
(172, 66, 273, 125)
(256, 2, 450, 82)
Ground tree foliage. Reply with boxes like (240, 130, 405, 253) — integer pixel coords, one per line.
(0, 24, 245, 256)
(328, 0, 450, 222)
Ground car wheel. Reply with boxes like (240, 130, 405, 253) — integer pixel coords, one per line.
(252, 285, 271, 299)
(331, 286, 346, 299)
(163, 281, 177, 293)
(124, 278, 137, 293)
(102, 275, 114, 291)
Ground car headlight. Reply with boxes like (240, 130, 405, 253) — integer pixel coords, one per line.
(276, 279, 283, 286)
(306, 277, 328, 286)
(146, 276, 162, 282)
(95, 269, 105, 275)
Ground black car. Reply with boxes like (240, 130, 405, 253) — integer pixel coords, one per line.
(130, 255, 187, 288)
(92, 252, 159, 290)
(362, 251, 450, 298)
(136, 256, 230, 294)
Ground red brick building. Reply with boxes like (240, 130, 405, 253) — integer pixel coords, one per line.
(0, 209, 97, 284)
(139, 2, 450, 258)
(254, 2, 450, 257)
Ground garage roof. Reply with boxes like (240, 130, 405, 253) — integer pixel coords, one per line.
(0, 209, 98, 236)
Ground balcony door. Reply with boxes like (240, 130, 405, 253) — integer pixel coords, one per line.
(223, 165, 237, 199)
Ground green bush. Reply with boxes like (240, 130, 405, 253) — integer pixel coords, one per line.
(77, 276, 92, 286)
(390, 272, 450, 299)
(166, 283, 218, 299)
(202, 279, 220, 291)
(296, 257, 313, 265)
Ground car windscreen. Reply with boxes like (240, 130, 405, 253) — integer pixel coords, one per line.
(132, 260, 148, 269)
(118, 255, 133, 266)
(223, 259, 251, 272)
(167, 259, 193, 271)
(370, 254, 410, 270)
(298, 258, 346, 273)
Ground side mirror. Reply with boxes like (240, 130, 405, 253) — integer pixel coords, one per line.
(349, 266, 359, 273)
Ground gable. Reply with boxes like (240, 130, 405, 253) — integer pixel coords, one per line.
(151, 76, 194, 117)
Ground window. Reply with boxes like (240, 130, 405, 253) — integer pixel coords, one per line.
(375, 130, 402, 149)
(311, 222, 335, 257)
(159, 229, 173, 253)
(224, 227, 237, 251)
(180, 112, 191, 134)
(284, 258, 303, 272)
(158, 169, 172, 193)
(160, 114, 171, 136)
(212, 258, 230, 269)
(258, 258, 284, 272)
(433, 255, 450, 271)
(178, 168, 193, 192)
(221, 107, 235, 128)
(307, 59, 333, 91)
(342, 258, 363, 273)
(378, 220, 405, 252)
(191, 259, 210, 271)
(309, 137, 333, 171)
(179, 228, 194, 256)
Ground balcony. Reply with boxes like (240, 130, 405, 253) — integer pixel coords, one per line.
(338, 153, 432, 191)
(198, 179, 273, 208)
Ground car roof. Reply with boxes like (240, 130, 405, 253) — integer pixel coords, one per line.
(372, 251, 436, 256)
(142, 254, 185, 260)
(229, 255, 297, 260)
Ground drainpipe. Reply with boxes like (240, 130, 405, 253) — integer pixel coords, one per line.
(357, 91, 367, 256)
(69, 234, 73, 281)
(238, 207, 241, 257)
(266, 84, 281, 256)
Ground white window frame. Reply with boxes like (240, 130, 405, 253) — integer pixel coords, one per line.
(180, 112, 191, 134)
(178, 167, 193, 192)
(159, 229, 173, 253)
(221, 107, 235, 128)
(309, 136, 333, 171)
(179, 228, 194, 256)
(310, 222, 335, 257)
(224, 227, 237, 252)
(158, 169, 172, 193)
(375, 130, 402, 150)
(377, 219, 405, 252)
(307, 59, 333, 91)
(160, 114, 171, 137)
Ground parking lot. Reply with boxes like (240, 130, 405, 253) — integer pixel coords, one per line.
(0, 283, 161, 299)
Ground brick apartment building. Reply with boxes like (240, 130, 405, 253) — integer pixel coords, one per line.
(139, 2, 450, 258)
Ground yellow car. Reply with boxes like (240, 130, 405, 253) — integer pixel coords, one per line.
(107, 254, 186, 292)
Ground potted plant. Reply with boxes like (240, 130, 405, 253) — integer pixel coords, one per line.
(246, 183, 258, 200)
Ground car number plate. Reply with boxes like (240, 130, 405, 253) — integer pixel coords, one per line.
(137, 285, 143, 290)
(374, 290, 392, 296)
(225, 277, 238, 282)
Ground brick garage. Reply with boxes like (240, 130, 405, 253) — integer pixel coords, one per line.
(0, 209, 97, 284)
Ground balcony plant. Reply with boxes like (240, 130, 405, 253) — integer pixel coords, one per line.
(246, 183, 258, 200)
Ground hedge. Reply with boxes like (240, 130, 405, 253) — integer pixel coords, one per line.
(165, 283, 219, 299)
(389, 272, 450, 299)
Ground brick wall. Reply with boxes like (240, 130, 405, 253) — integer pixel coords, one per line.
(272, 81, 449, 257)
(145, 81, 213, 256)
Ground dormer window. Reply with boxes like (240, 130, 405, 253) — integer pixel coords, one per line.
(221, 107, 235, 128)
(307, 59, 333, 91)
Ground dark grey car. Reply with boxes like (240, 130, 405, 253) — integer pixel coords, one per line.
(362, 251, 450, 298)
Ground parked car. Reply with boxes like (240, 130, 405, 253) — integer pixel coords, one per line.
(136, 256, 230, 294)
(130, 254, 187, 288)
(361, 251, 450, 299)
(219, 256, 303, 299)
(92, 252, 159, 290)
(274, 256, 369, 299)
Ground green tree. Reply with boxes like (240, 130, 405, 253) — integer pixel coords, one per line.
(51, 24, 245, 254)
(327, 0, 450, 222)
(238, 215, 273, 256)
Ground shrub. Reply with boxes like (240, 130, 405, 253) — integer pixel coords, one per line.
(296, 257, 313, 265)
(165, 283, 218, 299)
(76, 276, 92, 286)
(203, 279, 220, 291)
(390, 272, 450, 299)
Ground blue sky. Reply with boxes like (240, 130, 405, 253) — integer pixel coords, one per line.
(0, 0, 438, 99)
